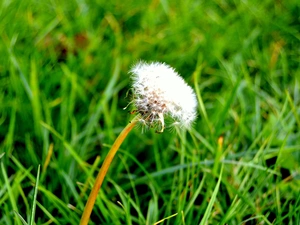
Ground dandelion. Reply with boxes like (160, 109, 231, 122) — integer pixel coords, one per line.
(130, 61, 197, 132)
(80, 61, 198, 225)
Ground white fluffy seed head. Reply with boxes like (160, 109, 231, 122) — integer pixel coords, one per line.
(129, 61, 197, 132)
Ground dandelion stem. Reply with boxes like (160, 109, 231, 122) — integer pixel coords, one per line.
(80, 117, 138, 225)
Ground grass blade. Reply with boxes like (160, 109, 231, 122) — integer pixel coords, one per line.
(13, 211, 28, 225)
(199, 165, 223, 225)
(29, 165, 40, 225)
(1, 162, 22, 225)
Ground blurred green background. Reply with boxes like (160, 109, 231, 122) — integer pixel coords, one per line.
(0, 0, 299, 224)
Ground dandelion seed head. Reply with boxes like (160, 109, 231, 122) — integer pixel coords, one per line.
(129, 61, 197, 132)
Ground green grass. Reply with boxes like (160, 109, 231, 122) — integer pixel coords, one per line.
(0, 0, 299, 224)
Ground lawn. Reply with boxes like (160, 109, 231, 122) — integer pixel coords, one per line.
(0, 0, 299, 224)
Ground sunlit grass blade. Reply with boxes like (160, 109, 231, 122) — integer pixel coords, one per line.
(1, 162, 22, 225)
(199, 165, 223, 225)
(29, 165, 40, 225)
(30, 59, 43, 138)
(193, 55, 213, 135)
(14, 211, 28, 225)
(153, 212, 178, 225)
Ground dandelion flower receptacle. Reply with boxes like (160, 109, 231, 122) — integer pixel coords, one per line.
(80, 61, 197, 225)
(130, 61, 197, 132)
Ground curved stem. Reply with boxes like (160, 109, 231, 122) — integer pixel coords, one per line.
(80, 118, 138, 225)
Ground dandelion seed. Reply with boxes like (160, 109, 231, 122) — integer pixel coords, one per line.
(80, 61, 198, 225)
(130, 61, 197, 132)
